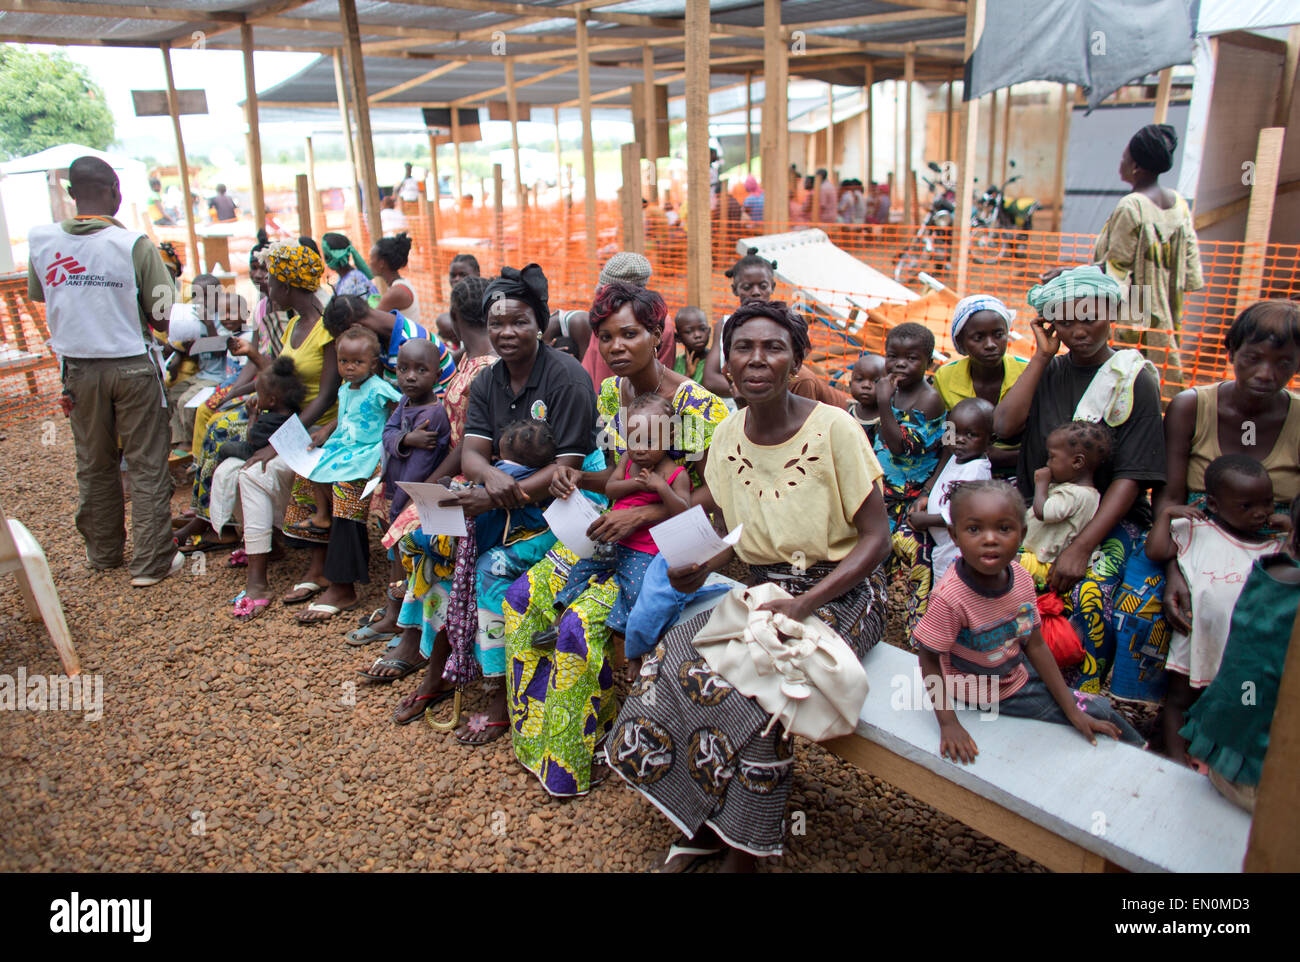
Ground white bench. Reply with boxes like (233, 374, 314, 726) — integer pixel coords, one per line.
(826, 643, 1250, 873)
(674, 582, 1252, 873)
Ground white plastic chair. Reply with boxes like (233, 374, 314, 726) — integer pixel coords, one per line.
(0, 495, 80, 676)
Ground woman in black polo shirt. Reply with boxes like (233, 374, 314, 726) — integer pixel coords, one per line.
(362, 264, 601, 744)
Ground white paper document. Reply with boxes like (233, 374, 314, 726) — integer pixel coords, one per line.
(268, 416, 324, 478)
(188, 335, 231, 355)
(183, 385, 217, 409)
(649, 505, 742, 569)
(542, 493, 603, 560)
(360, 476, 382, 500)
(396, 482, 467, 537)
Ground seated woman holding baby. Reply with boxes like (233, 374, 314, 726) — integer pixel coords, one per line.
(500, 281, 728, 799)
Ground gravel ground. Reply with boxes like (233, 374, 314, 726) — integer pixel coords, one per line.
(0, 422, 1046, 872)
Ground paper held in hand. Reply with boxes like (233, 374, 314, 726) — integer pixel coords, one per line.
(268, 416, 324, 478)
(360, 476, 382, 500)
(184, 385, 216, 408)
(649, 505, 742, 569)
(542, 492, 602, 559)
(396, 481, 468, 537)
(188, 335, 231, 355)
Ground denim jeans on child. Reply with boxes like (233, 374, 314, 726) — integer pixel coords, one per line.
(995, 663, 1146, 746)
(622, 553, 732, 659)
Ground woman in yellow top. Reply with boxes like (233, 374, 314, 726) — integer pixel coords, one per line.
(605, 299, 892, 873)
(1094, 123, 1204, 401)
(932, 294, 1028, 475)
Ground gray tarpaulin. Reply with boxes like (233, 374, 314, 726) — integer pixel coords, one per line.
(967, 0, 1197, 109)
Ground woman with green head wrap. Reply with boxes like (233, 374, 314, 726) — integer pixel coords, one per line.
(321, 232, 378, 300)
(994, 265, 1167, 694)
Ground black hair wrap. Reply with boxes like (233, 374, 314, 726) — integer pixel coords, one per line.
(483, 263, 549, 330)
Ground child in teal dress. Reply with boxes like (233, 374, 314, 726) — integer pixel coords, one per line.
(293, 325, 401, 533)
(873, 322, 947, 530)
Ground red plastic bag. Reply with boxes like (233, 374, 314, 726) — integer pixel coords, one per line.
(1037, 591, 1084, 668)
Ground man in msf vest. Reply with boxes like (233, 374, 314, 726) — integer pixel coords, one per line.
(27, 156, 181, 587)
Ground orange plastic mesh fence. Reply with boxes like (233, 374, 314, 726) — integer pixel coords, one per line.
(5, 205, 1298, 426)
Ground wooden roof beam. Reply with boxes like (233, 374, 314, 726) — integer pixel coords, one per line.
(449, 62, 578, 106)
(370, 60, 467, 102)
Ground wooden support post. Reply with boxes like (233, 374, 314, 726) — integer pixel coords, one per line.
(295, 173, 312, 238)
(986, 89, 997, 187)
(864, 62, 874, 185)
(553, 106, 564, 209)
(577, 11, 599, 282)
(562, 164, 573, 289)
(945, 70, 955, 160)
(493, 162, 504, 263)
(305, 136, 325, 239)
(826, 82, 835, 182)
(332, 49, 363, 225)
(426, 130, 441, 300)
(1236, 127, 1286, 313)
(240, 24, 265, 234)
(893, 79, 902, 214)
(1244, 603, 1300, 871)
(160, 43, 199, 278)
(451, 107, 464, 232)
(718, 175, 729, 259)
(685, 0, 711, 314)
(643, 45, 659, 203)
(620, 142, 645, 253)
(1052, 83, 1070, 231)
(1000, 84, 1012, 184)
(1276, 27, 1300, 127)
(745, 71, 753, 173)
(760, 0, 787, 231)
(1153, 67, 1173, 125)
(904, 45, 915, 225)
(339, 0, 381, 247)
(505, 59, 525, 212)
(954, 0, 985, 296)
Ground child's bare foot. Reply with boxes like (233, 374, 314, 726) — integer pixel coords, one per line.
(625, 655, 642, 684)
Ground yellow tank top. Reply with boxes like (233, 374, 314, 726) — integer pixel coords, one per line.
(278, 311, 337, 426)
(1187, 382, 1300, 503)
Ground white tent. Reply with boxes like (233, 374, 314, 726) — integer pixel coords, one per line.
(1, 144, 152, 265)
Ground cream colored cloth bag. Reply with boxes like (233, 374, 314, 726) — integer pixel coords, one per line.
(692, 582, 869, 742)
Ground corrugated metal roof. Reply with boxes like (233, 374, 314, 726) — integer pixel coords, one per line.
(2, 1, 967, 111)
(0, 1, 965, 54)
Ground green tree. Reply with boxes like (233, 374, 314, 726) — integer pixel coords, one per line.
(0, 46, 115, 160)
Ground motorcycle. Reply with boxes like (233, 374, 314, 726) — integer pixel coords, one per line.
(893, 160, 1043, 283)
(970, 160, 1041, 264)
(892, 161, 956, 284)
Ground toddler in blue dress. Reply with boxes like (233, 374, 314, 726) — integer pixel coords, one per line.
(294, 324, 401, 533)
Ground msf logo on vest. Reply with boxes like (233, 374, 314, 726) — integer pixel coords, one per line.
(49, 892, 151, 942)
(44, 252, 86, 288)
